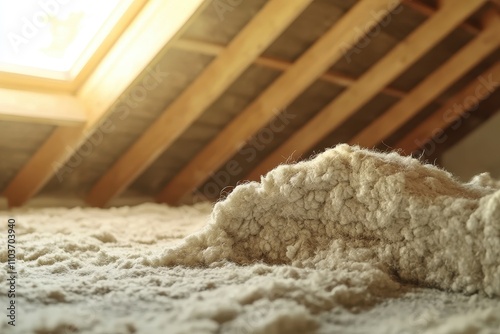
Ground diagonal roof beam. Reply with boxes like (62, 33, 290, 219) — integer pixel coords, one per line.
(402, 0, 480, 34)
(86, 0, 315, 207)
(157, 0, 405, 204)
(395, 61, 500, 155)
(247, 0, 489, 181)
(2, 0, 208, 207)
(350, 13, 500, 148)
(173, 38, 409, 99)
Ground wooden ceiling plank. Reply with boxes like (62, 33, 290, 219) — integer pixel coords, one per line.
(351, 14, 500, 148)
(246, 0, 488, 181)
(395, 62, 500, 154)
(86, 0, 315, 207)
(0, 88, 86, 126)
(157, 0, 405, 204)
(2, 0, 208, 207)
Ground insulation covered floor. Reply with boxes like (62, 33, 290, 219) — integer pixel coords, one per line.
(1, 145, 500, 334)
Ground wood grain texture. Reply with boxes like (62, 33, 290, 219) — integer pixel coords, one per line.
(158, 0, 404, 204)
(246, 0, 489, 181)
(86, 0, 315, 207)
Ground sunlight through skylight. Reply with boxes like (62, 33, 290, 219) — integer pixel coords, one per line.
(0, 0, 127, 80)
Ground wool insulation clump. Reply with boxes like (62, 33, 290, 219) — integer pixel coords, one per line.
(160, 144, 500, 296)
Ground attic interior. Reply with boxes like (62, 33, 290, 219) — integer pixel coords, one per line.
(1, 0, 500, 333)
(0, 0, 498, 208)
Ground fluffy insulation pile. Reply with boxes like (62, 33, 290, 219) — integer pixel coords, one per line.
(1, 144, 500, 334)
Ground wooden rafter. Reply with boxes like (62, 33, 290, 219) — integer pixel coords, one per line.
(157, 0, 405, 204)
(395, 62, 500, 154)
(350, 14, 500, 148)
(86, 0, 315, 207)
(402, 0, 480, 34)
(0, 88, 86, 126)
(2, 0, 208, 207)
(247, 0, 489, 181)
(173, 38, 408, 99)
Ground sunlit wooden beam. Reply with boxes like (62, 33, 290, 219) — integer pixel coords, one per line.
(0, 88, 86, 126)
(173, 38, 408, 99)
(86, 0, 315, 207)
(158, 0, 404, 204)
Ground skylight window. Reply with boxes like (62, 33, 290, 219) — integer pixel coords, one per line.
(0, 0, 133, 81)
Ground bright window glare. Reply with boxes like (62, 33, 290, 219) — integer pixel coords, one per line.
(0, 0, 123, 80)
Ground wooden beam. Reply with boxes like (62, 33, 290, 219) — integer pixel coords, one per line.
(172, 38, 225, 56)
(401, 0, 481, 34)
(158, 0, 405, 204)
(2, 127, 84, 206)
(78, 0, 209, 125)
(395, 62, 500, 155)
(350, 14, 500, 147)
(0, 88, 86, 126)
(0, 72, 75, 94)
(247, 0, 488, 181)
(173, 38, 408, 99)
(402, 0, 439, 17)
(86, 0, 315, 207)
(2, 0, 208, 207)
